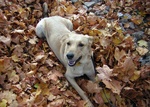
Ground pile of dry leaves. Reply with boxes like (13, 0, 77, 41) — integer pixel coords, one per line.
(0, 0, 149, 107)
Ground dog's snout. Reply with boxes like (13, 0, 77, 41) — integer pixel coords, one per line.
(66, 53, 74, 59)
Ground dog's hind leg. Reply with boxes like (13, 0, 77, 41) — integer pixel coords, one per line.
(35, 19, 46, 38)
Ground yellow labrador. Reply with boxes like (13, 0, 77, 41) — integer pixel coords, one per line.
(35, 16, 95, 107)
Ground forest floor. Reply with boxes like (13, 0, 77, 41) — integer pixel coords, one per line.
(0, 0, 150, 107)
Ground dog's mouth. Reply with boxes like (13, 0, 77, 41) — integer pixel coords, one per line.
(68, 56, 82, 66)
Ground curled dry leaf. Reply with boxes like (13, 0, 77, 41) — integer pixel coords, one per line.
(11, 29, 25, 34)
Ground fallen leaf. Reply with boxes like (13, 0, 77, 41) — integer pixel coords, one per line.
(130, 70, 141, 81)
(0, 36, 11, 47)
(11, 55, 19, 62)
(0, 91, 17, 104)
(103, 79, 123, 95)
(96, 65, 113, 81)
(66, 5, 76, 14)
(28, 36, 38, 45)
(131, 16, 143, 25)
(11, 29, 25, 34)
(136, 47, 149, 56)
(114, 47, 126, 61)
(8, 70, 20, 84)
(0, 99, 7, 107)
(85, 81, 101, 93)
(93, 93, 104, 105)
(137, 40, 148, 47)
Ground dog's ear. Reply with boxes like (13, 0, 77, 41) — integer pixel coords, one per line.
(60, 34, 69, 44)
(88, 36, 93, 45)
(86, 35, 93, 46)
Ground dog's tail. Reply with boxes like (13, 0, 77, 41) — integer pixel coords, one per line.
(43, 2, 48, 17)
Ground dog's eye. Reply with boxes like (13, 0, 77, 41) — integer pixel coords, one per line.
(67, 42, 71, 46)
(78, 43, 84, 47)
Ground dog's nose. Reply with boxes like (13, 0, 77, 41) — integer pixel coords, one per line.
(66, 53, 74, 59)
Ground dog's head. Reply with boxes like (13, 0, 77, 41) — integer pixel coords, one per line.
(62, 33, 93, 67)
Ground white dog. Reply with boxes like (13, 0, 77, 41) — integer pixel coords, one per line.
(35, 16, 95, 107)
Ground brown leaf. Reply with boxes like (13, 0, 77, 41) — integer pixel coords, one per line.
(0, 57, 13, 72)
(131, 16, 143, 25)
(0, 36, 11, 47)
(103, 79, 123, 95)
(114, 47, 126, 61)
(66, 5, 76, 14)
(93, 93, 104, 105)
(85, 81, 101, 93)
(0, 9, 8, 28)
(96, 65, 113, 81)
(87, 15, 98, 26)
(48, 70, 63, 81)
(136, 47, 149, 56)
(12, 45, 23, 57)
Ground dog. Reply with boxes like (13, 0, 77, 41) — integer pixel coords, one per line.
(35, 16, 95, 106)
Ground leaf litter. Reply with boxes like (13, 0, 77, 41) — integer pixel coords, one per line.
(0, 0, 150, 107)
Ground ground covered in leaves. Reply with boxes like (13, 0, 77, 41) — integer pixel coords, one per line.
(0, 0, 150, 107)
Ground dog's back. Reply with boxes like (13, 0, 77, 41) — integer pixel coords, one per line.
(35, 16, 73, 39)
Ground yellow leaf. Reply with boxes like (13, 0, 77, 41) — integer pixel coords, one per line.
(0, 99, 7, 107)
(11, 55, 19, 62)
(113, 37, 122, 45)
(100, 89, 110, 103)
(66, 5, 76, 14)
(130, 71, 141, 82)
(137, 40, 148, 47)
(35, 87, 42, 98)
(131, 16, 143, 25)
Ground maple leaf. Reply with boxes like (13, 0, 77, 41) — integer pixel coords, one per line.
(96, 65, 113, 81)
